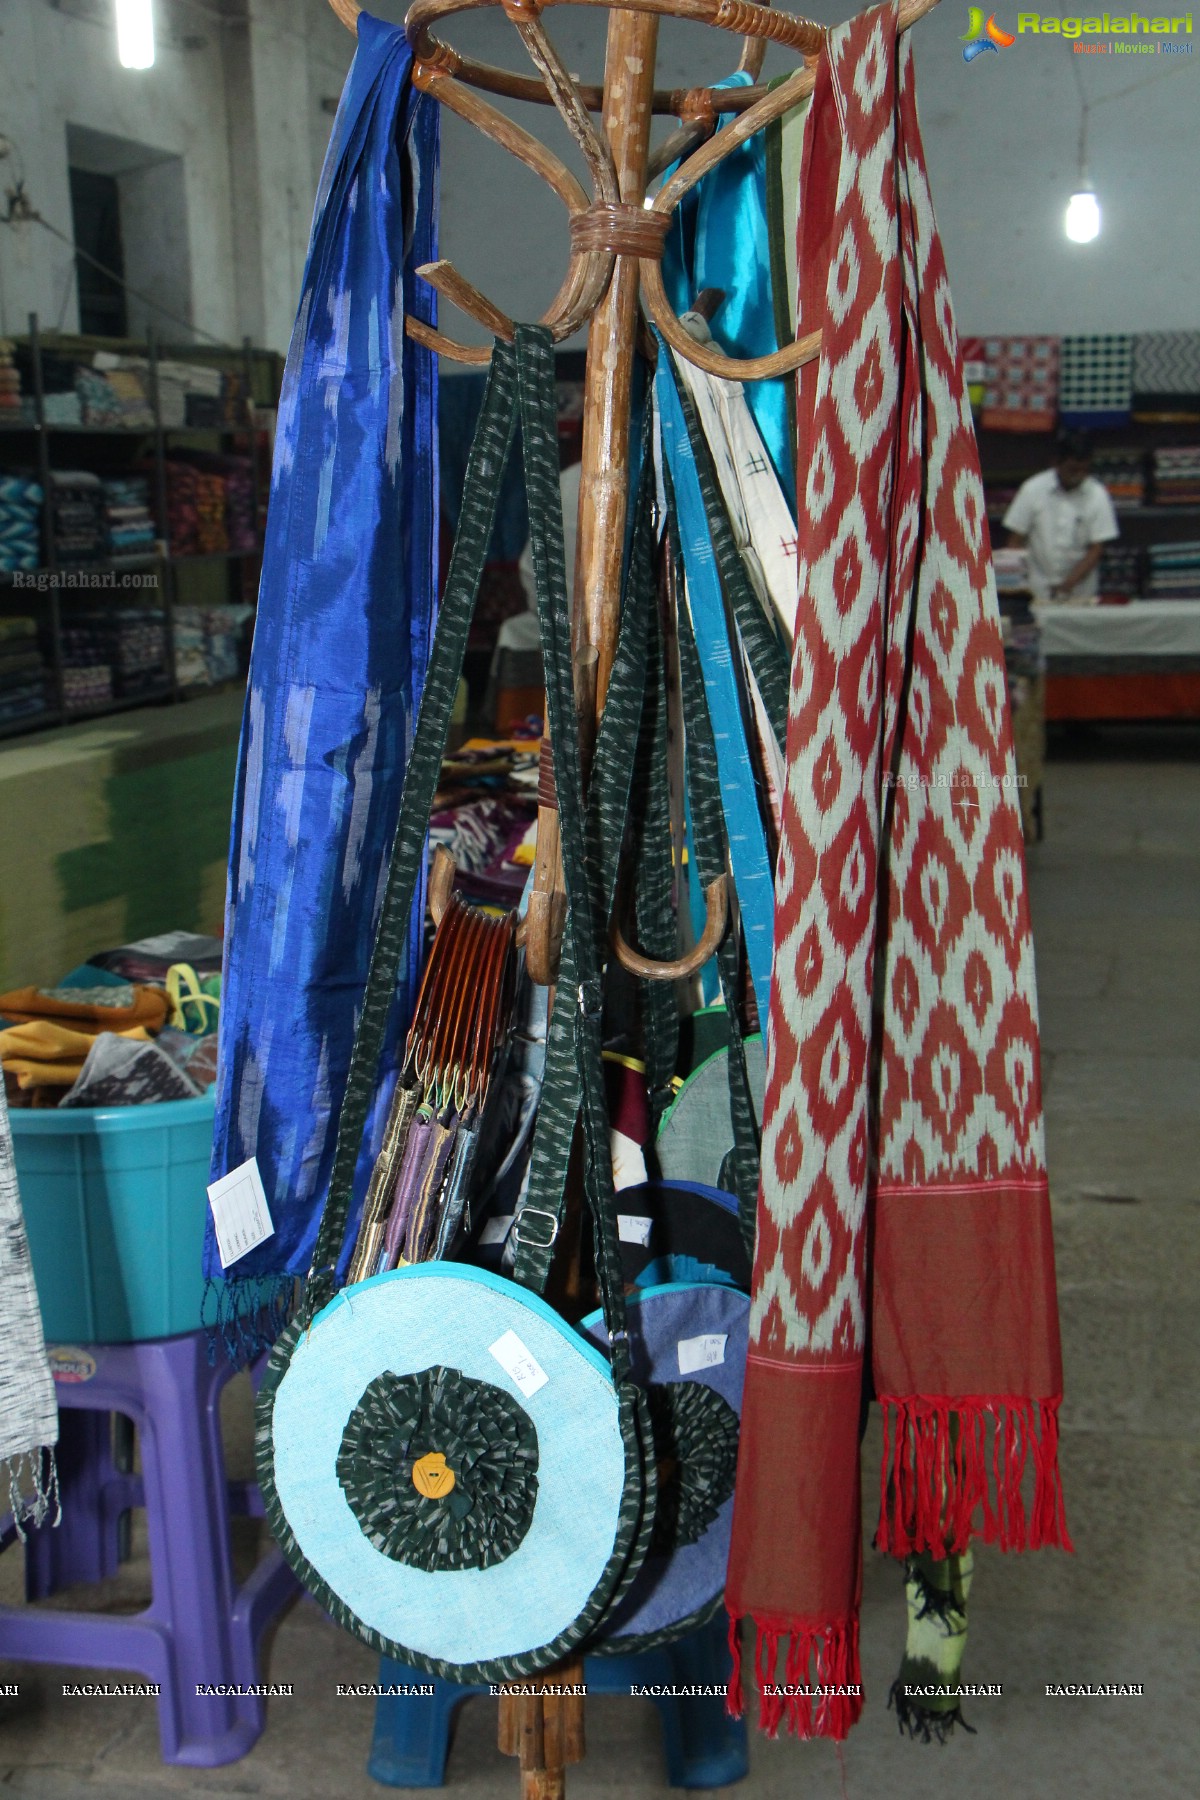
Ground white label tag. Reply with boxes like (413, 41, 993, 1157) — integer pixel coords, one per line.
(677, 1333, 727, 1375)
(207, 1158, 274, 1269)
(489, 1328, 548, 1398)
(480, 1214, 514, 1247)
(617, 1214, 653, 1247)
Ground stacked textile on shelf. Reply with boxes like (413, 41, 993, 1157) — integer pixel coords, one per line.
(0, 340, 21, 418)
(1059, 334, 1134, 427)
(978, 336, 1059, 431)
(91, 354, 225, 432)
(0, 475, 42, 572)
(1091, 447, 1146, 511)
(1151, 446, 1200, 505)
(1098, 543, 1141, 600)
(61, 608, 168, 704)
(165, 458, 228, 555)
(0, 617, 49, 728)
(172, 603, 252, 687)
(1145, 541, 1200, 600)
(48, 471, 106, 564)
(221, 456, 256, 552)
(102, 476, 156, 559)
(1132, 331, 1200, 413)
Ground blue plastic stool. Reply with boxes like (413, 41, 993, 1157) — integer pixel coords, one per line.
(367, 1609, 747, 1789)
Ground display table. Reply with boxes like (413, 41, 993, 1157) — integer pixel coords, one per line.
(1037, 600, 1200, 720)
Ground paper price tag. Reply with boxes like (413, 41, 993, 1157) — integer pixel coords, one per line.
(617, 1214, 653, 1247)
(677, 1333, 727, 1375)
(479, 1214, 515, 1247)
(489, 1329, 549, 1398)
(207, 1158, 274, 1269)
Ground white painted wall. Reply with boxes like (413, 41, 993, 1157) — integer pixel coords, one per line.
(0, 0, 1196, 351)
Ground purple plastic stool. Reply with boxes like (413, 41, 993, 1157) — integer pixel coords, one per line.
(0, 1330, 298, 1766)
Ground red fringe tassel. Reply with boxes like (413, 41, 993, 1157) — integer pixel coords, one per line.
(726, 1611, 863, 1741)
(876, 1394, 1073, 1560)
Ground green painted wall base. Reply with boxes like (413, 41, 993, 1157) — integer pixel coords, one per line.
(0, 691, 243, 991)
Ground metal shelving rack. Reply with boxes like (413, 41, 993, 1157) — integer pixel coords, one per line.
(0, 314, 276, 741)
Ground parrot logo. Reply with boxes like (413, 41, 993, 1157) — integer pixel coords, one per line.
(961, 8, 1017, 58)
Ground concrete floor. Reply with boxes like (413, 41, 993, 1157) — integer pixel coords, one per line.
(2, 726, 1197, 1797)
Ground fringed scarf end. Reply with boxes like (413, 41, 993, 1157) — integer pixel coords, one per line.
(202, 1273, 295, 1367)
(887, 1678, 977, 1744)
(877, 1394, 1073, 1560)
(4, 1444, 60, 1540)
(728, 1613, 863, 1741)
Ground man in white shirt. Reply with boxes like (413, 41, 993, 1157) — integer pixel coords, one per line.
(1003, 431, 1119, 604)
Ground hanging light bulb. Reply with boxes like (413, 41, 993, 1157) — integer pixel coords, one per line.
(1065, 94, 1100, 244)
(115, 0, 155, 70)
(1065, 186, 1101, 243)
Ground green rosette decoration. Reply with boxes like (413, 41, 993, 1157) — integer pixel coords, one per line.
(337, 1364, 539, 1573)
(647, 1380, 740, 1555)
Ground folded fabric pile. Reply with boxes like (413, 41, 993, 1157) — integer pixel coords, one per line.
(89, 930, 223, 985)
(61, 664, 113, 711)
(1152, 446, 1200, 506)
(74, 366, 126, 427)
(992, 546, 1031, 593)
(1091, 447, 1146, 511)
(976, 335, 1059, 431)
(0, 340, 21, 418)
(172, 602, 252, 686)
(92, 354, 222, 432)
(0, 981, 170, 1107)
(1098, 544, 1141, 600)
(61, 608, 168, 703)
(0, 475, 42, 573)
(165, 459, 228, 555)
(430, 736, 541, 908)
(103, 476, 156, 558)
(0, 617, 49, 728)
(220, 456, 256, 552)
(48, 471, 106, 565)
(1, 942, 221, 1110)
(1145, 540, 1200, 600)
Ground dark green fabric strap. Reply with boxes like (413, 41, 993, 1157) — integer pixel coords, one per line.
(304, 346, 520, 1317)
(673, 538, 762, 1251)
(632, 587, 680, 1132)
(514, 324, 632, 1377)
(672, 359, 790, 749)
(513, 428, 658, 1296)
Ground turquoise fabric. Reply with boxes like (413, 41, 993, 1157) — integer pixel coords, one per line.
(661, 72, 795, 514)
(270, 1265, 627, 1666)
(655, 350, 776, 1026)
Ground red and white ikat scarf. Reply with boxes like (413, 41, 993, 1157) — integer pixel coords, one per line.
(726, 1, 1070, 1739)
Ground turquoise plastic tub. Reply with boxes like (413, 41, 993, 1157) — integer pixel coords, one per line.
(10, 1094, 216, 1344)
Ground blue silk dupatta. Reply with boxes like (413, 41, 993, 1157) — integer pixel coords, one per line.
(206, 13, 439, 1349)
(661, 72, 794, 514)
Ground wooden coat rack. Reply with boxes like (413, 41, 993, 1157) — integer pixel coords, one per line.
(326, 1, 940, 1792)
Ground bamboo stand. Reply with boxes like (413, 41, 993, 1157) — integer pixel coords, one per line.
(324, 1, 941, 1790)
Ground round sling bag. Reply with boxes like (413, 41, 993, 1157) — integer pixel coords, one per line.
(256, 332, 655, 1682)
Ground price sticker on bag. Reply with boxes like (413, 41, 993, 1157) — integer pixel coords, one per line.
(617, 1214, 653, 1246)
(489, 1328, 549, 1398)
(677, 1333, 727, 1375)
(207, 1157, 274, 1269)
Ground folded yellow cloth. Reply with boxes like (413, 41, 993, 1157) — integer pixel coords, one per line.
(0, 1021, 154, 1090)
(0, 985, 168, 1035)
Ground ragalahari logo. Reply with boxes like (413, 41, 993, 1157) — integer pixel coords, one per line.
(962, 7, 1019, 55)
